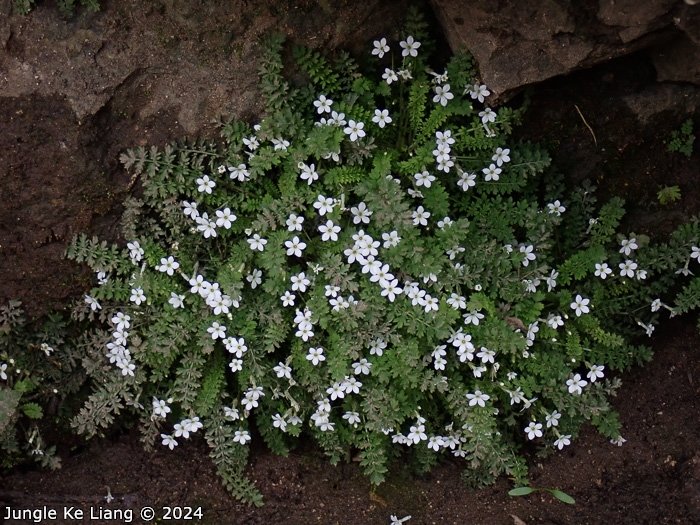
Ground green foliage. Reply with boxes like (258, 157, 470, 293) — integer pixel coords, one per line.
(62, 15, 700, 505)
(657, 185, 681, 205)
(666, 118, 695, 157)
(509, 486, 575, 504)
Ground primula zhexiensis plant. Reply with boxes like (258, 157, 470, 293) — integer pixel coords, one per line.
(64, 12, 700, 505)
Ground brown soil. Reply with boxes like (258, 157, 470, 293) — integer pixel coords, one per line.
(1, 2, 700, 525)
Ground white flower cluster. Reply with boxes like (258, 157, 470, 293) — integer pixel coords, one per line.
(106, 312, 135, 377)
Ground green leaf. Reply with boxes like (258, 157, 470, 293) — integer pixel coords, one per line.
(0, 388, 22, 433)
(551, 490, 575, 504)
(508, 487, 535, 496)
(21, 402, 43, 419)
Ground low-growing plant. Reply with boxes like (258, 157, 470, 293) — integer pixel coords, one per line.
(666, 118, 695, 157)
(62, 11, 700, 505)
(0, 300, 87, 470)
(657, 185, 682, 205)
(509, 485, 575, 504)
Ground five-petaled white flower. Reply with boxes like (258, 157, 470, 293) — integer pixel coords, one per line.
(280, 291, 295, 307)
(595, 262, 612, 279)
(306, 347, 325, 365)
(466, 390, 490, 407)
(548, 200, 566, 216)
(229, 358, 243, 372)
(299, 163, 319, 185)
(587, 364, 605, 382)
(285, 236, 307, 257)
(246, 269, 262, 288)
(483, 164, 502, 182)
(161, 434, 178, 450)
(130, 288, 146, 305)
(457, 171, 477, 191)
(554, 435, 572, 450)
(168, 292, 185, 309)
(570, 294, 590, 316)
(619, 259, 638, 278)
(319, 220, 341, 241)
(127, 240, 144, 263)
(344, 120, 366, 142)
(467, 83, 490, 103)
(372, 37, 389, 58)
(382, 230, 401, 248)
(313, 95, 333, 114)
(247, 234, 268, 251)
(208, 321, 226, 340)
(352, 358, 372, 375)
(157, 256, 179, 276)
(414, 170, 436, 188)
(619, 237, 639, 256)
(520, 244, 536, 266)
(400, 35, 421, 57)
(479, 108, 497, 124)
(233, 430, 251, 444)
(546, 410, 561, 428)
(492, 147, 511, 166)
(272, 137, 289, 151)
(691, 246, 700, 261)
(286, 213, 305, 232)
(196, 175, 216, 194)
(291, 272, 311, 292)
(433, 84, 454, 106)
(566, 373, 588, 395)
(350, 202, 372, 224)
(84, 295, 102, 311)
(382, 68, 398, 84)
(243, 136, 259, 150)
(412, 206, 431, 226)
(372, 108, 392, 128)
(273, 362, 292, 379)
(525, 422, 543, 440)
(216, 208, 236, 229)
(228, 164, 249, 181)
(313, 195, 335, 216)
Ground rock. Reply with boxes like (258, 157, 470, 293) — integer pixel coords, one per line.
(429, 0, 693, 100)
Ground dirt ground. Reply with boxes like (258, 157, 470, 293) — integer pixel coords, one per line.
(1, 1, 700, 524)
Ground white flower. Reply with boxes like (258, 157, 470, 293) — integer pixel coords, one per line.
(127, 241, 144, 264)
(168, 292, 185, 309)
(407, 424, 427, 444)
(610, 436, 627, 446)
(554, 435, 572, 450)
(619, 237, 639, 256)
(161, 434, 178, 450)
(130, 288, 146, 305)
(183, 200, 198, 217)
(84, 295, 102, 311)
(463, 310, 484, 325)
(233, 430, 251, 444)
(412, 206, 431, 226)
(247, 234, 267, 251)
(382, 230, 401, 248)
(306, 347, 325, 365)
(547, 314, 564, 329)
(457, 171, 477, 191)
(433, 84, 454, 106)
(520, 244, 536, 266)
(313, 94, 333, 114)
(372, 37, 389, 58)
(157, 256, 180, 276)
(229, 359, 243, 372)
(437, 157, 454, 173)
(548, 200, 566, 216)
(243, 136, 259, 150)
(272, 413, 288, 432)
(651, 298, 662, 312)
(414, 170, 436, 188)
(382, 68, 398, 84)
(525, 422, 543, 440)
(152, 398, 171, 418)
(619, 259, 638, 278)
(483, 164, 502, 182)
(224, 406, 239, 420)
(343, 411, 361, 425)
(228, 164, 249, 181)
(479, 108, 496, 124)
(369, 338, 387, 356)
(566, 373, 588, 395)
(273, 362, 292, 379)
(196, 175, 216, 194)
(299, 163, 318, 185)
(446, 293, 466, 310)
(390, 515, 412, 525)
(272, 137, 289, 151)
(587, 364, 605, 382)
(286, 213, 305, 232)
(216, 208, 236, 229)
(226, 337, 247, 357)
(317, 220, 340, 242)
(570, 294, 590, 316)
(313, 195, 335, 216)
(466, 390, 490, 407)
(691, 246, 700, 261)
(246, 269, 262, 289)
(329, 111, 346, 127)
(291, 272, 310, 292)
(545, 410, 561, 428)
(344, 120, 366, 142)
(636, 269, 647, 280)
(467, 83, 490, 103)
(595, 262, 612, 279)
(352, 358, 372, 375)
(372, 108, 392, 128)
(208, 321, 226, 340)
(492, 147, 511, 166)
(399, 35, 421, 57)
(546, 269, 559, 291)
(280, 291, 295, 307)
(285, 236, 307, 257)
(381, 279, 402, 302)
